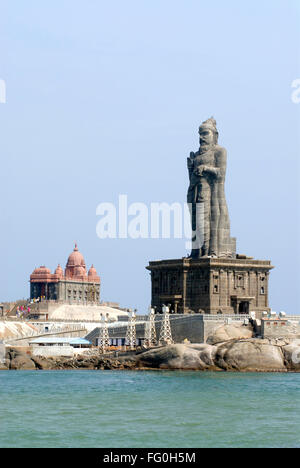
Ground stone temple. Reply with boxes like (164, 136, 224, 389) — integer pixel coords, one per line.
(147, 119, 273, 318)
(30, 244, 100, 303)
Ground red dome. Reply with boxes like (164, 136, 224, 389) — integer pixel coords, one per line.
(66, 243, 86, 267)
(32, 266, 51, 275)
(88, 265, 97, 276)
(65, 244, 87, 279)
(74, 266, 86, 276)
(30, 245, 100, 285)
(88, 265, 100, 283)
(30, 265, 52, 283)
(55, 264, 64, 278)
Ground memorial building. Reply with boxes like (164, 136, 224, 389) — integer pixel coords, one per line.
(30, 244, 100, 303)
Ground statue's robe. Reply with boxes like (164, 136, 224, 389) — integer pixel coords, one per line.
(187, 145, 233, 257)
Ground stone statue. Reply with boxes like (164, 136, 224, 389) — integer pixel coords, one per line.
(187, 118, 236, 258)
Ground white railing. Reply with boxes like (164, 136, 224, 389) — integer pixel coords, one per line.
(3, 326, 86, 344)
(199, 314, 250, 321)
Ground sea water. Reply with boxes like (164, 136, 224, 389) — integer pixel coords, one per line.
(0, 370, 299, 448)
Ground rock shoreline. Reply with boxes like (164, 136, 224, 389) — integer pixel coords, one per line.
(1, 338, 300, 373)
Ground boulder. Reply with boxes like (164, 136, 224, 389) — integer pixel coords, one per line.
(30, 356, 54, 370)
(187, 344, 217, 368)
(137, 344, 217, 370)
(206, 323, 253, 345)
(0, 343, 7, 369)
(282, 340, 300, 371)
(214, 339, 286, 372)
(10, 355, 36, 370)
(0, 360, 9, 370)
(6, 347, 36, 370)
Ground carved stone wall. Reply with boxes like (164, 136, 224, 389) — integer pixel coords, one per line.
(30, 280, 100, 304)
(147, 258, 273, 318)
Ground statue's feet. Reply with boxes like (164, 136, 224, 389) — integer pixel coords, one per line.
(201, 247, 209, 257)
(209, 251, 218, 258)
(189, 249, 200, 259)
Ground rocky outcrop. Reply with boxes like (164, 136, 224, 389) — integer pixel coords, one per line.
(206, 323, 253, 345)
(2, 339, 300, 372)
(136, 340, 287, 372)
(6, 348, 36, 370)
(3, 348, 138, 371)
(214, 339, 286, 372)
(282, 341, 300, 371)
(137, 344, 218, 370)
(0, 361, 9, 370)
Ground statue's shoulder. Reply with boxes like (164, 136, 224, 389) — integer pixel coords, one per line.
(214, 145, 227, 169)
(214, 145, 227, 156)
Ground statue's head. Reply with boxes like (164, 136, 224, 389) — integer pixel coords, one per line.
(198, 117, 218, 146)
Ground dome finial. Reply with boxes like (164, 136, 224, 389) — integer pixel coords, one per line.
(74, 242, 78, 251)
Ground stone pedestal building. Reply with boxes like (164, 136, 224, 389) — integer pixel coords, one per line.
(147, 257, 273, 317)
(30, 244, 100, 303)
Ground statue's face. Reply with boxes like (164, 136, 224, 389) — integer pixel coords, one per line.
(199, 128, 214, 146)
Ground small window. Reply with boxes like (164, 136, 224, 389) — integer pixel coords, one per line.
(236, 274, 244, 288)
(261, 287, 265, 294)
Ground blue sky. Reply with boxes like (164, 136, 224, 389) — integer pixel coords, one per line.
(0, 1, 299, 314)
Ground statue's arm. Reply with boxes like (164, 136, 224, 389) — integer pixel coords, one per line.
(202, 165, 220, 177)
(194, 164, 220, 177)
(214, 147, 227, 180)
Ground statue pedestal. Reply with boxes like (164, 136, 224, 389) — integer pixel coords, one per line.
(146, 257, 274, 319)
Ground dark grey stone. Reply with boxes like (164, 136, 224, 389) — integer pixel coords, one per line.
(187, 117, 236, 258)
